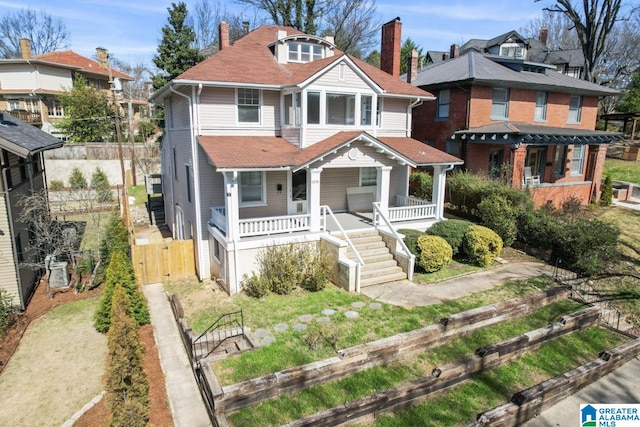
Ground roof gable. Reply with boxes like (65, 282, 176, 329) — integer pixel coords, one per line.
(0, 112, 62, 157)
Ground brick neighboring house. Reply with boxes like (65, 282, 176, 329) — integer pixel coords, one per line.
(0, 40, 132, 139)
(152, 19, 462, 295)
(0, 112, 63, 310)
(409, 50, 621, 207)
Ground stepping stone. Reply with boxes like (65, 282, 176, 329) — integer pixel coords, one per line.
(351, 302, 366, 309)
(322, 308, 337, 316)
(255, 328, 269, 338)
(293, 323, 307, 332)
(316, 316, 331, 324)
(260, 335, 276, 346)
(274, 323, 289, 333)
(369, 303, 383, 310)
(298, 314, 314, 323)
(345, 310, 359, 319)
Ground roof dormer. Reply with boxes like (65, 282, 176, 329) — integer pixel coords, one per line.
(274, 30, 335, 64)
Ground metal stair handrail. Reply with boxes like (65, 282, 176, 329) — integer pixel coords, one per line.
(372, 202, 414, 262)
(192, 309, 245, 360)
(321, 205, 365, 266)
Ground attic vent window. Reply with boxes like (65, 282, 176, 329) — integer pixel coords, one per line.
(0, 120, 18, 127)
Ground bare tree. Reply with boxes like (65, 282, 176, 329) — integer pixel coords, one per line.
(0, 9, 70, 58)
(519, 10, 580, 50)
(538, 0, 624, 82)
(322, 0, 380, 58)
(110, 57, 152, 101)
(190, 0, 252, 51)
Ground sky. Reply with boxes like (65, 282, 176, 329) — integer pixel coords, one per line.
(1, 0, 552, 67)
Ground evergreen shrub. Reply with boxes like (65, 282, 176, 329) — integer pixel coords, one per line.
(463, 225, 503, 267)
(416, 235, 453, 272)
(426, 219, 473, 256)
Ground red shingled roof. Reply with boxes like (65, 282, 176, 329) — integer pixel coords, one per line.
(177, 25, 431, 98)
(198, 132, 462, 170)
(35, 51, 132, 80)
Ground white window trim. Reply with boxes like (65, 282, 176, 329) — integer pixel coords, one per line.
(568, 95, 582, 124)
(570, 145, 585, 176)
(239, 171, 267, 207)
(360, 167, 378, 187)
(534, 91, 547, 122)
(288, 41, 324, 63)
(236, 88, 261, 126)
(491, 87, 509, 120)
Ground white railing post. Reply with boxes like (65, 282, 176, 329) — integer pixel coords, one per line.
(309, 168, 322, 232)
(377, 166, 392, 216)
(224, 172, 240, 241)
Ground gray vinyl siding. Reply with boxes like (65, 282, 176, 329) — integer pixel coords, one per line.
(323, 143, 392, 168)
(281, 128, 301, 147)
(320, 168, 359, 211)
(389, 165, 409, 205)
(312, 63, 372, 90)
(170, 93, 191, 129)
(239, 170, 288, 218)
(0, 193, 19, 306)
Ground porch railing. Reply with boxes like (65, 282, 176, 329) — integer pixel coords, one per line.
(239, 213, 310, 237)
(372, 202, 415, 280)
(388, 195, 436, 222)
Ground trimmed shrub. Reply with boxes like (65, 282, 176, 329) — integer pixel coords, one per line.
(477, 194, 517, 247)
(399, 228, 426, 257)
(551, 218, 620, 276)
(94, 250, 150, 333)
(600, 175, 613, 206)
(463, 225, 503, 267)
(49, 180, 65, 191)
(105, 286, 149, 427)
(516, 208, 558, 250)
(426, 219, 473, 256)
(91, 167, 112, 202)
(416, 235, 453, 272)
(100, 210, 130, 262)
(242, 273, 269, 298)
(68, 167, 87, 190)
(409, 171, 433, 200)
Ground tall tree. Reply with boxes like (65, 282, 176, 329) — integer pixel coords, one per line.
(0, 8, 70, 58)
(519, 10, 580, 50)
(191, 0, 250, 51)
(400, 38, 425, 75)
(152, 2, 203, 90)
(538, 0, 624, 82)
(57, 74, 115, 142)
(618, 71, 640, 113)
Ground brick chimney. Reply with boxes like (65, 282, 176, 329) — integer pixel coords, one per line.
(380, 17, 402, 78)
(539, 27, 549, 46)
(449, 44, 459, 59)
(219, 21, 230, 51)
(96, 47, 108, 69)
(407, 49, 419, 84)
(20, 39, 31, 59)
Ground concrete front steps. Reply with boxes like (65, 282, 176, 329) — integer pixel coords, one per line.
(345, 230, 407, 287)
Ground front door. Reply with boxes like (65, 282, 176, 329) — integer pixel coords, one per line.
(526, 146, 547, 179)
(288, 169, 308, 214)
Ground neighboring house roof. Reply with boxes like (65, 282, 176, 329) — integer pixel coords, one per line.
(34, 51, 132, 80)
(543, 49, 584, 68)
(0, 88, 66, 96)
(452, 122, 623, 144)
(411, 52, 618, 96)
(163, 25, 432, 99)
(426, 51, 449, 64)
(0, 111, 63, 157)
(198, 131, 462, 171)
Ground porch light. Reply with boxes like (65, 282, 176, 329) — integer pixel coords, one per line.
(277, 183, 283, 193)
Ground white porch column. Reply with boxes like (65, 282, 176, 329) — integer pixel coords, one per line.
(377, 166, 392, 215)
(432, 165, 448, 220)
(309, 167, 322, 232)
(224, 171, 240, 241)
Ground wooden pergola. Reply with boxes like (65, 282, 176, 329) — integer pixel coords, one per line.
(601, 112, 640, 141)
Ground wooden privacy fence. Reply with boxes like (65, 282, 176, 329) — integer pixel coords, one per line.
(131, 239, 195, 284)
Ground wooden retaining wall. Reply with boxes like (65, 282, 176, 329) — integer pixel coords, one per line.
(131, 239, 195, 285)
(470, 338, 640, 427)
(284, 307, 602, 427)
(208, 287, 570, 414)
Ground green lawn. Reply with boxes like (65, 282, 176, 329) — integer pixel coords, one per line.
(413, 259, 487, 284)
(603, 159, 640, 185)
(179, 276, 560, 386)
(128, 184, 147, 205)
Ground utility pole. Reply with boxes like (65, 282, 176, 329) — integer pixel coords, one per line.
(128, 99, 137, 186)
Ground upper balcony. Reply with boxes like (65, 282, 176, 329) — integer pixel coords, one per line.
(9, 109, 42, 125)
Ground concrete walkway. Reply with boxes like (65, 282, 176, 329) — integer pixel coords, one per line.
(143, 283, 212, 427)
(362, 261, 555, 307)
(524, 357, 640, 426)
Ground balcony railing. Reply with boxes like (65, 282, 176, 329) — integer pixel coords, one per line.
(10, 110, 42, 124)
(388, 195, 436, 221)
(210, 207, 226, 233)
